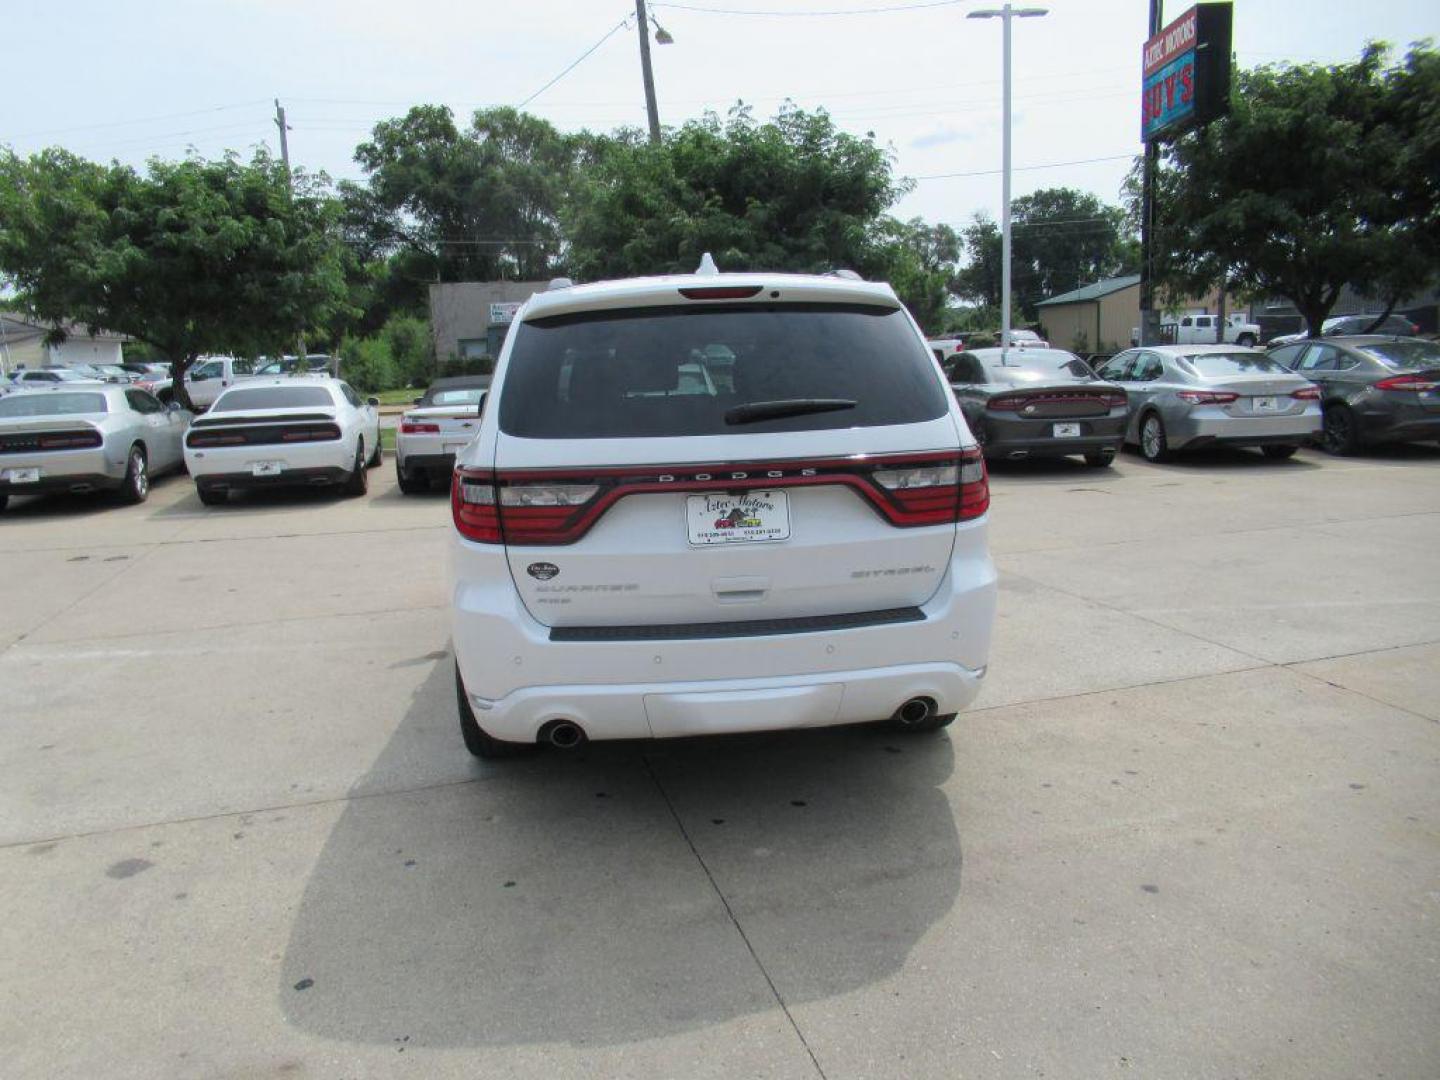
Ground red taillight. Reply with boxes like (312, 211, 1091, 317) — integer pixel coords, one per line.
(37, 431, 102, 449)
(1099, 391, 1128, 408)
(1291, 385, 1322, 400)
(452, 470, 502, 543)
(678, 285, 764, 300)
(1375, 373, 1439, 392)
(1176, 390, 1239, 405)
(452, 451, 990, 546)
(987, 395, 1025, 412)
(401, 421, 441, 434)
(188, 433, 246, 447)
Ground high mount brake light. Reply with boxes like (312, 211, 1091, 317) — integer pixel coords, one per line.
(678, 285, 764, 300)
(451, 450, 990, 545)
(1290, 385, 1322, 400)
(1177, 390, 1239, 404)
(1375, 373, 1439, 392)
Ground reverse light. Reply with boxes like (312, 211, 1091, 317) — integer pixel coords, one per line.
(500, 484, 599, 507)
(1176, 390, 1239, 405)
(873, 464, 959, 490)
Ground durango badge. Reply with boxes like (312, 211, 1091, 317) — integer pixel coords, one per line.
(527, 562, 560, 581)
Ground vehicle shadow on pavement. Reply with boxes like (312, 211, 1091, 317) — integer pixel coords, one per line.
(0, 473, 190, 520)
(280, 659, 961, 1048)
(1122, 444, 1325, 470)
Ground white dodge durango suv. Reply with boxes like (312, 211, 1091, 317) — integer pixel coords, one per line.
(449, 262, 996, 757)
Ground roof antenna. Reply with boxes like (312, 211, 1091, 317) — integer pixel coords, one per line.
(696, 252, 719, 276)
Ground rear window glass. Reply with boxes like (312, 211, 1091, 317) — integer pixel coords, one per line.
(1356, 340, 1440, 370)
(979, 350, 1095, 382)
(499, 303, 947, 439)
(209, 386, 334, 411)
(427, 388, 487, 407)
(1181, 353, 1285, 377)
(0, 392, 108, 417)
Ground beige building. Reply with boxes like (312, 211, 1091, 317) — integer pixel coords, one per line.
(0, 314, 129, 375)
(1034, 275, 1141, 355)
(428, 281, 551, 367)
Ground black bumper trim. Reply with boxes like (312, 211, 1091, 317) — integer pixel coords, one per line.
(548, 606, 926, 643)
(399, 453, 457, 474)
(198, 466, 350, 490)
(0, 472, 122, 495)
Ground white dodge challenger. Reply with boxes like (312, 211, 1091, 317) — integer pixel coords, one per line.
(183, 378, 381, 506)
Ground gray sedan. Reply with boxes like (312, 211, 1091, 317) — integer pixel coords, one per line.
(1266, 336, 1440, 453)
(0, 385, 191, 510)
(1097, 346, 1322, 462)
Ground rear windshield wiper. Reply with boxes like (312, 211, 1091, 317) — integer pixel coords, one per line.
(724, 398, 858, 425)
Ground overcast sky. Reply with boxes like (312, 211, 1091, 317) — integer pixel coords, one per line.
(6, 0, 1436, 237)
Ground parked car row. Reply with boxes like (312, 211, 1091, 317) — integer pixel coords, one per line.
(0, 377, 380, 511)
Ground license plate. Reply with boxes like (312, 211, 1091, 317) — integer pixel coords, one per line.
(1251, 396, 1279, 412)
(443, 441, 468, 454)
(5, 467, 40, 484)
(251, 461, 283, 477)
(1053, 422, 1081, 438)
(687, 491, 790, 546)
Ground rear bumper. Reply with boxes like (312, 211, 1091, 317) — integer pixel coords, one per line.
(0, 449, 127, 493)
(452, 526, 996, 743)
(0, 471, 123, 495)
(398, 452, 456, 475)
(978, 413, 1125, 459)
(196, 466, 350, 491)
(1167, 409, 1321, 449)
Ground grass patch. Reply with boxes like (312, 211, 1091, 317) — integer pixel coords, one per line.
(380, 427, 397, 452)
(373, 388, 422, 406)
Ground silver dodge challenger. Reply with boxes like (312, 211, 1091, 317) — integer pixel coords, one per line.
(0, 385, 192, 510)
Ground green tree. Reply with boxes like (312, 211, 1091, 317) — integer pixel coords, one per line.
(0, 148, 351, 409)
(565, 104, 908, 280)
(350, 106, 579, 284)
(1142, 42, 1439, 336)
(862, 217, 961, 333)
(953, 189, 1134, 319)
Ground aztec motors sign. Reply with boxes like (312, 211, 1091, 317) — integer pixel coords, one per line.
(1142, 3, 1233, 142)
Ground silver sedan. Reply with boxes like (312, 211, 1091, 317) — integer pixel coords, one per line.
(0, 385, 191, 510)
(1097, 345, 1322, 462)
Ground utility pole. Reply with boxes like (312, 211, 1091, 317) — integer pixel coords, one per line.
(274, 100, 307, 363)
(634, 0, 661, 144)
(967, 5, 1048, 364)
(1138, 0, 1162, 346)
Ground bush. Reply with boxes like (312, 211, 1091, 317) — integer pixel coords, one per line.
(383, 315, 434, 387)
(340, 334, 396, 393)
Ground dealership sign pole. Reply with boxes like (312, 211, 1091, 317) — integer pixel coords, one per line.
(1138, 2, 1232, 345)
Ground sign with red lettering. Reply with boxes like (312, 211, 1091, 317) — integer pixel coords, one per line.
(1141, 3, 1231, 142)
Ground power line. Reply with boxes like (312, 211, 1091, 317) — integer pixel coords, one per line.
(517, 17, 632, 109)
(913, 152, 1135, 181)
(654, 0, 967, 15)
(12, 101, 271, 141)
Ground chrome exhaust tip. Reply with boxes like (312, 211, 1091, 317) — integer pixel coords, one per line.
(542, 720, 587, 750)
(894, 697, 935, 726)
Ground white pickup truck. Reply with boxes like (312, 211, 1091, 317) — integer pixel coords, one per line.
(1168, 312, 1261, 347)
(184, 356, 258, 409)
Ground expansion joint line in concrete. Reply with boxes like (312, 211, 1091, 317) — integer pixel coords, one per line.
(642, 754, 830, 1080)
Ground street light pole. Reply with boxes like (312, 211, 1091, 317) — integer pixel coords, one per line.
(635, 0, 662, 144)
(967, 5, 1048, 365)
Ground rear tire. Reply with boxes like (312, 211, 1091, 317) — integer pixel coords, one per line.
(1321, 403, 1361, 455)
(456, 662, 531, 759)
(344, 442, 368, 496)
(1139, 412, 1172, 462)
(119, 445, 149, 504)
(0, 494, 8, 512)
(1084, 449, 1116, 467)
(1236, 333, 1257, 347)
(196, 484, 227, 507)
(1261, 444, 1299, 460)
(396, 458, 427, 495)
(366, 437, 382, 468)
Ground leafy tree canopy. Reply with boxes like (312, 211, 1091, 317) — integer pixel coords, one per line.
(953, 188, 1136, 320)
(350, 105, 580, 285)
(1141, 41, 1439, 336)
(0, 148, 351, 407)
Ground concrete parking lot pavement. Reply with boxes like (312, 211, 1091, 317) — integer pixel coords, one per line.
(1, 445, 1438, 1079)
